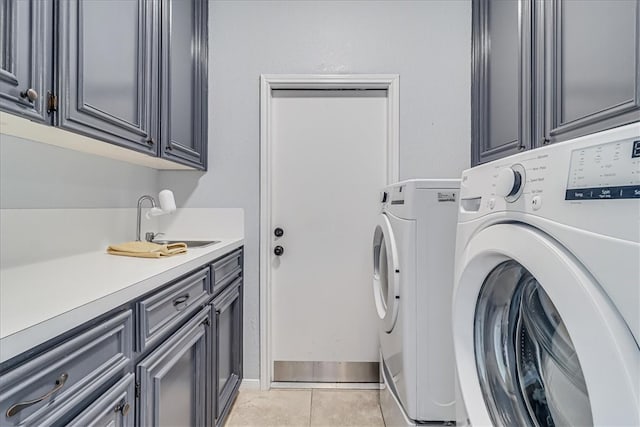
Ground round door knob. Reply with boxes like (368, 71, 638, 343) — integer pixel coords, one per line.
(274, 227, 284, 237)
(274, 245, 284, 256)
(20, 88, 38, 102)
(495, 168, 522, 198)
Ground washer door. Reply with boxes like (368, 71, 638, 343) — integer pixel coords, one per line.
(372, 214, 400, 333)
(452, 224, 639, 427)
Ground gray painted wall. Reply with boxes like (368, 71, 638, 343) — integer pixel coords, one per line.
(160, 0, 472, 380)
(0, 134, 159, 208)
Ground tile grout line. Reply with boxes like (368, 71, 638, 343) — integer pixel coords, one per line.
(309, 388, 313, 427)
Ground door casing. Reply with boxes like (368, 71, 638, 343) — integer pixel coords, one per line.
(259, 74, 399, 389)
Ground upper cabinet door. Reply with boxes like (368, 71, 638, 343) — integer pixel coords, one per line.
(472, 0, 533, 166)
(0, 0, 53, 123)
(159, 0, 208, 170)
(544, 0, 640, 144)
(57, 0, 158, 155)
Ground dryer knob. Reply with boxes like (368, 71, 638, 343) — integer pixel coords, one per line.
(496, 168, 522, 198)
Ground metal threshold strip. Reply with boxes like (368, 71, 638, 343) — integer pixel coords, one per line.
(273, 361, 379, 383)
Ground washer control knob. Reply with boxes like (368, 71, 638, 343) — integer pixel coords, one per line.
(496, 168, 522, 198)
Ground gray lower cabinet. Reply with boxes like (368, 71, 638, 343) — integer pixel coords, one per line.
(543, 0, 640, 144)
(211, 278, 243, 427)
(137, 307, 209, 427)
(136, 267, 210, 353)
(0, 310, 133, 426)
(0, 0, 53, 123)
(57, 0, 158, 155)
(0, 248, 243, 427)
(159, 0, 208, 169)
(67, 373, 135, 427)
(211, 249, 242, 296)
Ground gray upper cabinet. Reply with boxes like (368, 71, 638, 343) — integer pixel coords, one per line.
(472, 0, 639, 165)
(159, 0, 208, 169)
(0, 0, 53, 123)
(472, 0, 533, 166)
(57, 0, 158, 155)
(543, 0, 640, 144)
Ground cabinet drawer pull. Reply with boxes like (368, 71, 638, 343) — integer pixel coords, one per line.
(115, 401, 131, 416)
(172, 294, 190, 310)
(6, 372, 69, 417)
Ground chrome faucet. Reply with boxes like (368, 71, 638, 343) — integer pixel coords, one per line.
(136, 190, 176, 241)
(136, 195, 157, 241)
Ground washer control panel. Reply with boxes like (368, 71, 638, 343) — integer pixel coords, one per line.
(565, 137, 640, 200)
(458, 122, 639, 242)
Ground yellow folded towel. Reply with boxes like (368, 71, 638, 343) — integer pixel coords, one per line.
(107, 241, 187, 258)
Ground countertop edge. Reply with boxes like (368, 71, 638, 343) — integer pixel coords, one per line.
(0, 238, 244, 364)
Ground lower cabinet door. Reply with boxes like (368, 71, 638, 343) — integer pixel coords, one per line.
(137, 307, 209, 427)
(67, 373, 135, 427)
(212, 279, 243, 425)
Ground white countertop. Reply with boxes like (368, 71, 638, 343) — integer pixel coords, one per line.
(0, 238, 243, 363)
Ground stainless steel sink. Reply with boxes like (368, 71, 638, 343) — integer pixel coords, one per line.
(153, 240, 220, 248)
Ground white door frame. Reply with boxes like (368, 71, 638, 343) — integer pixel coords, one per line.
(259, 74, 400, 389)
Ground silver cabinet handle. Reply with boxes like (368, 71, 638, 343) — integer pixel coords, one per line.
(6, 373, 69, 417)
(172, 294, 190, 310)
(19, 88, 38, 102)
(114, 401, 131, 416)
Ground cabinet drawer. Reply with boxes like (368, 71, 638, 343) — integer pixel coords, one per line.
(0, 310, 132, 426)
(137, 267, 209, 352)
(212, 249, 242, 295)
(67, 373, 134, 427)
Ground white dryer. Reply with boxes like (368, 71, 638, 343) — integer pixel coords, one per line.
(373, 179, 460, 426)
(452, 122, 640, 426)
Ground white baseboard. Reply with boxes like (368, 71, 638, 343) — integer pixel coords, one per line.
(239, 379, 261, 390)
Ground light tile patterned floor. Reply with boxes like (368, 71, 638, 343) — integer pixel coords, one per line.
(225, 389, 385, 427)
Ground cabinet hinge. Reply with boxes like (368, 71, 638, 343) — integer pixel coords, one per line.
(135, 382, 140, 399)
(47, 92, 58, 113)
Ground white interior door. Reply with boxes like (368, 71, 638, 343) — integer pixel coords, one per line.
(270, 89, 388, 383)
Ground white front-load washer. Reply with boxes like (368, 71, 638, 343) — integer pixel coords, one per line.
(452, 122, 640, 426)
(373, 179, 460, 426)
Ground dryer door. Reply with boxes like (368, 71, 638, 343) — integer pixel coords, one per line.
(452, 223, 639, 427)
(372, 214, 400, 333)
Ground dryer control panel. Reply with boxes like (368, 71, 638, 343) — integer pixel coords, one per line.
(565, 138, 640, 200)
